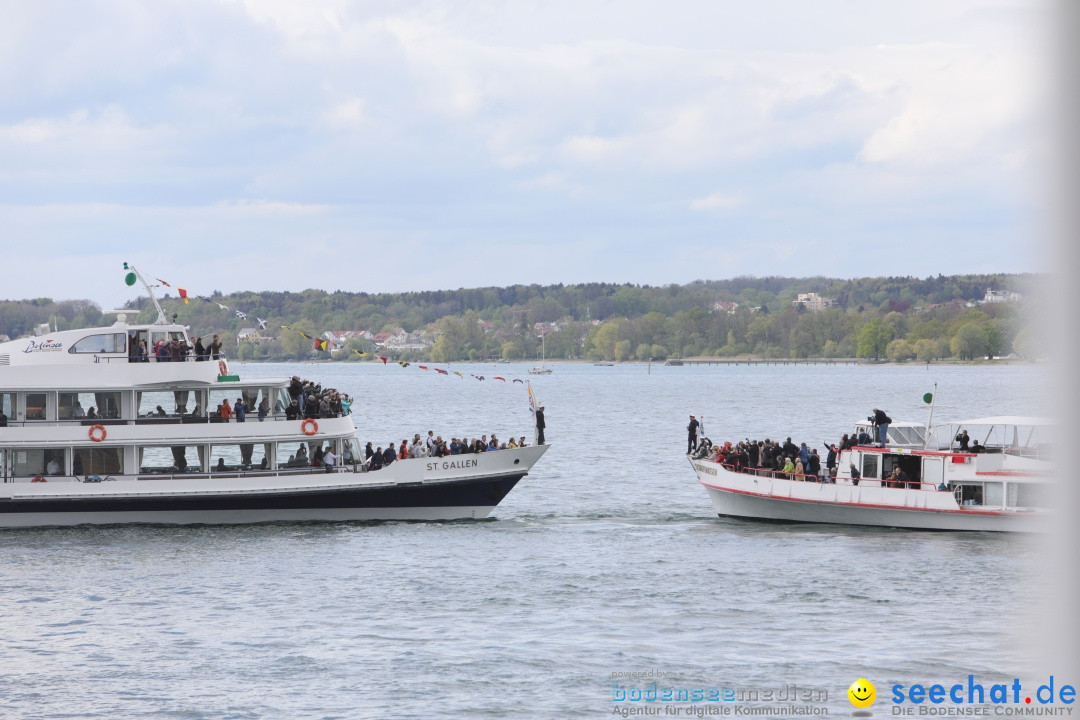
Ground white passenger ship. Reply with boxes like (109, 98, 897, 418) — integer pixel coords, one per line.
(0, 272, 548, 527)
(689, 417, 1052, 532)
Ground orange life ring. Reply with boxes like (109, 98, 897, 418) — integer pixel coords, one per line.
(218, 360, 228, 376)
(31, 476, 47, 483)
(301, 418, 318, 436)
(89, 424, 107, 442)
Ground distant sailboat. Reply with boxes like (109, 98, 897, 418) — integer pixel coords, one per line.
(529, 333, 553, 375)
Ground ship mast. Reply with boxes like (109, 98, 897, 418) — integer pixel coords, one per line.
(124, 262, 168, 324)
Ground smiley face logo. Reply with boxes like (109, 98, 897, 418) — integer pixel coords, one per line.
(848, 678, 876, 708)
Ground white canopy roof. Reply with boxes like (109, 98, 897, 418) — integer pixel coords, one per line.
(942, 416, 1054, 427)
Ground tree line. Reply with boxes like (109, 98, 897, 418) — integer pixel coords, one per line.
(0, 273, 1041, 362)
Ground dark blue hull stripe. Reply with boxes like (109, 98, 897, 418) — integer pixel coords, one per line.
(0, 474, 525, 515)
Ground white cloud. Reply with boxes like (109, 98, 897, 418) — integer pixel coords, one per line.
(0, 0, 1052, 304)
(690, 192, 745, 212)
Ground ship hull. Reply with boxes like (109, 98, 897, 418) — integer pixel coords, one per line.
(692, 459, 1042, 533)
(0, 446, 547, 527)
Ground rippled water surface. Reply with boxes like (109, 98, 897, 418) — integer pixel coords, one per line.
(0, 362, 1051, 718)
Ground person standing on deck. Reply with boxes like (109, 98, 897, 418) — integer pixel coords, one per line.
(872, 408, 891, 447)
(687, 415, 699, 454)
(535, 406, 546, 445)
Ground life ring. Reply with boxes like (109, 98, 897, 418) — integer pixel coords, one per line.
(89, 424, 107, 442)
(218, 360, 228, 376)
(301, 418, 318, 436)
(31, 476, 47, 483)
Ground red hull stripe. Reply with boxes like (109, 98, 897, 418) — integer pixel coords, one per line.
(974, 471, 1044, 477)
(698, 478, 1009, 517)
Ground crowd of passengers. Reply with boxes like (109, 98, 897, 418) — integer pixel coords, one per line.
(362, 432, 530, 471)
(282, 376, 352, 420)
(693, 432, 937, 489)
(128, 333, 226, 362)
(124, 375, 353, 422)
(692, 436, 832, 482)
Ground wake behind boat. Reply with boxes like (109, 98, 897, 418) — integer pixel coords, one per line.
(688, 416, 1051, 532)
(0, 267, 548, 527)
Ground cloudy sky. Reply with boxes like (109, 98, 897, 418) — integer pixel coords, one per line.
(0, 0, 1053, 308)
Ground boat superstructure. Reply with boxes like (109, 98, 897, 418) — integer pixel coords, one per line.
(0, 270, 547, 527)
(689, 416, 1052, 532)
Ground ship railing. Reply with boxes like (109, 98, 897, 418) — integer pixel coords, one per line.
(717, 462, 946, 490)
(3, 466, 362, 484)
(96, 354, 227, 364)
(3, 412, 350, 428)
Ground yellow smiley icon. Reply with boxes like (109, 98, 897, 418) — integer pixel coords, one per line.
(848, 678, 876, 708)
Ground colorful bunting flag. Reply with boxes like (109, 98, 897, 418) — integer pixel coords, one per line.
(130, 269, 541, 397)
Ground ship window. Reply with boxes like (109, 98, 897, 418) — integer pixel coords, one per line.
(25, 393, 47, 420)
(861, 454, 878, 479)
(1007, 483, 1051, 509)
(72, 447, 124, 476)
(983, 482, 1003, 507)
(138, 445, 203, 474)
(341, 438, 361, 466)
(58, 392, 121, 420)
(275, 388, 291, 414)
(210, 443, 270, 472)
(136, 389, 200, 418)
(70, 333, 126, 354)
(279, 441, 316, 468)
(0, 393, 15, 419)
(9, 448, 65, 477)
(957, 484, 983, 506)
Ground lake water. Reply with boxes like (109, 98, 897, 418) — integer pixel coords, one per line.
(0, 361, 1052, 718)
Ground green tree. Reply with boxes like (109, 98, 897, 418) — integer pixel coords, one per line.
(914, 338, 939, 362)
(501, 341, 523, 360)
(1011, 326, 1038, 359)
(585, 319, 624, 360)
(856, 318, 894, 360)
(236, 340, 257, 360)
(951, 323, 987, 360)
(886, 338, 915, 362)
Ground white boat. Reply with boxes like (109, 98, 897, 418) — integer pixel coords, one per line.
(529, 333, 553, 375)
(0, 268, 548, 527)
(688, 416, 1052, 532)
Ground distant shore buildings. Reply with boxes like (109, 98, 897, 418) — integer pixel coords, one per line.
(792, 293, 834, 312)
